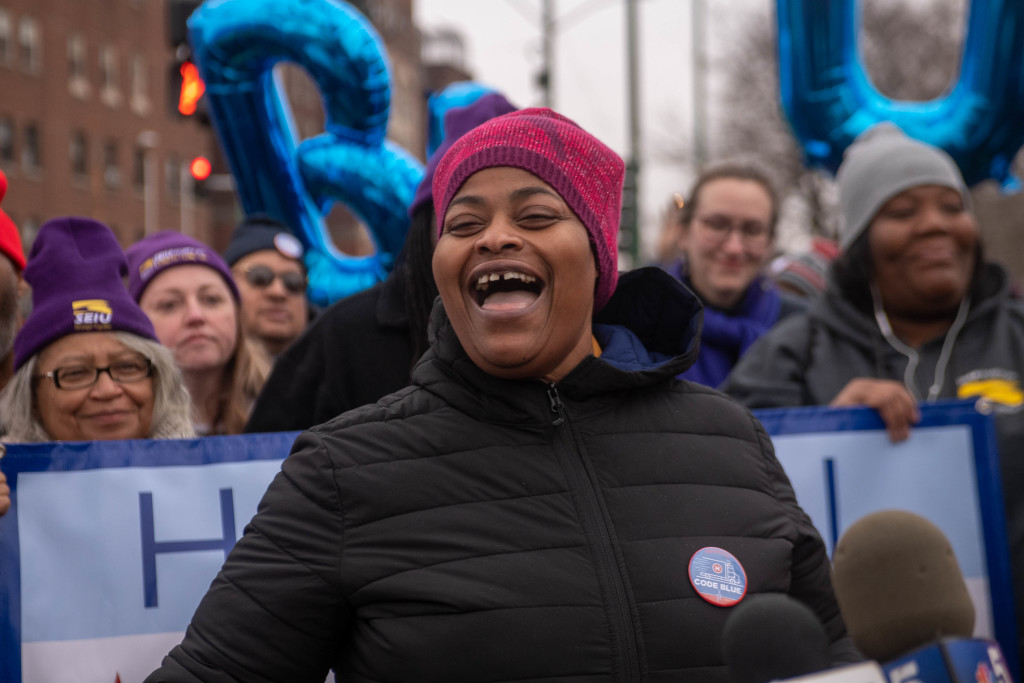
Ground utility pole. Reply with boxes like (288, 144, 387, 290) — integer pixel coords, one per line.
(623, 0, 641, 267)
(540, 0, 555, 108)
(691, 0, 707, 169)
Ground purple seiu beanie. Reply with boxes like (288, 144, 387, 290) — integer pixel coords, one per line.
(432, 107, 625, 311)
(408, 92, 518, 218)
(125, 230, 239, 302)
(13, 217, 158, 370)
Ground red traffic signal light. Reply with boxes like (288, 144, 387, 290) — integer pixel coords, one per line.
(178, 61, 206, 116)
(189, 156, 212, 181)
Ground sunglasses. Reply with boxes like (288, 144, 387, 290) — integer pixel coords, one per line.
(241, 265, 307, 295)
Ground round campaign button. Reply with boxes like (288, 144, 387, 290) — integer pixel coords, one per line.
(273, 232, 305, 259)
(688, 546, 748, 607)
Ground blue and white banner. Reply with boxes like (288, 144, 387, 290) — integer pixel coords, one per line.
(756, 400, 1018, 679)
(0, 432, 300, 683)
(0, 401, 1017, 681)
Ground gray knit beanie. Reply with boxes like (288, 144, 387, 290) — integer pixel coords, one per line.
(836, 123, 969, 250)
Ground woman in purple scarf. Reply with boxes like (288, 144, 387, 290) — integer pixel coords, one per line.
(666, 164, 804, 388)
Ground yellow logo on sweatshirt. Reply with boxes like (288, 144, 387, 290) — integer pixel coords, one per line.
(957, 378, 1024, 407)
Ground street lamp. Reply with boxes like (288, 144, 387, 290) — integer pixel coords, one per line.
(137, 130, 160, 236)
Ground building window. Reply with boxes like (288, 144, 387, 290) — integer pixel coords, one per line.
(21, 216, 39, 251)
(100, 44, 115, 88)
(68, 34, 90, 99)
(132, 145, 145, 190)
(103, 141, 120, 190)
(18, 17, 40, 74)
(22, 123, 39, 171)
(0, 117, 14, 163)
(70, 130, 89, 178)
(130, 54, 149, 115)
(99, 44, 121, 107)
(68, 35, 85, 78)
(0, 10, 12, 66)
(165, 155, 180, 198)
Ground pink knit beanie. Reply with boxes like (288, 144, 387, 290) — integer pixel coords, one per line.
(432, 107, 625, 311)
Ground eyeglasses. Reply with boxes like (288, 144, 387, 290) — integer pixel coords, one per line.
(696, 214, 771, 244)
(241, 265, 307, 295)
(36, 357, 153, 390)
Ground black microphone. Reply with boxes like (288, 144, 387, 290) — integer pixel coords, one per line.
(722, 593, 832, 683)
(831, 510, 1014, 683)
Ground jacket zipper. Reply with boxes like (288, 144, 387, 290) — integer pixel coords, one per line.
(546, 383, 641, 683)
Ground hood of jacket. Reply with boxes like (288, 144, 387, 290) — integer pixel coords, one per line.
(805, 261, 1010, 359)
(412, 267, 704, 425)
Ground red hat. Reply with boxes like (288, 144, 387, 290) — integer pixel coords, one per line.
(0, 170, 25, 270)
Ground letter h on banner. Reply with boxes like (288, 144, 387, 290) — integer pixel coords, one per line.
(139, 489, 237, 608)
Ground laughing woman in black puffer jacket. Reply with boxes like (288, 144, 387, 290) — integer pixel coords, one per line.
(147, 108, 857, 683)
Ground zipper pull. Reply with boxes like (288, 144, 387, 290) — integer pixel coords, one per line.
(547, 384, 565, 426)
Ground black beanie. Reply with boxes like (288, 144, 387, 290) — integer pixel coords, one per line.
(223, 213, 305, 267)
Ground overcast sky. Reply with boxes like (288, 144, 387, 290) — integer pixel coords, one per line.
(415, 0, 763, 263)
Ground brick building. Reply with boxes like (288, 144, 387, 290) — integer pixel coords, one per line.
(0, 0, 217, 250)
(0, 0, 462, 259)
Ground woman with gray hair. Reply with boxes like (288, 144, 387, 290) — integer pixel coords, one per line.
(0, 217, 193, 445)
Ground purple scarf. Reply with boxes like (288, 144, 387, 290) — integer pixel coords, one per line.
(668, 260, 782, 388)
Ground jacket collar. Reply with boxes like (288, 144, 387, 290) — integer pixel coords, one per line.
(810, 261, 1011, 353)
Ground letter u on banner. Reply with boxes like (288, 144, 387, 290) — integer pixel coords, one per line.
(776, 0, 1024, 188)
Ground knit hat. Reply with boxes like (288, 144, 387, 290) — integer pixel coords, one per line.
(836, 123, 969, 250)
(222, 213, 305, 268)
(432, 107, 625, 310)
(0, 170, 25, 270)
(125, 230, 239, 302)
(775, 237, 840, 298)
(409, 92, 518, 217)
(13, 217, 157, 370)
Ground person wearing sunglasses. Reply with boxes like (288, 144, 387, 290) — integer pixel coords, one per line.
(665, 163, 805, 388)
(126, 231, 269, 436)
(0, 217, 193, 444)
(223, 214, 310, 358)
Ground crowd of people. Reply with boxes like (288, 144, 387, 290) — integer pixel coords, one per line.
(1, 96, 1023, 679)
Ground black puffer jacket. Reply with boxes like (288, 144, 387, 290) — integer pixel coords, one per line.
(245, 275, 415, 433)
(148, 268, 856, 683)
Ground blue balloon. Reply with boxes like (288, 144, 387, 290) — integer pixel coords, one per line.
(776, 0, 1024, 188)
(188, 0, 424, 305)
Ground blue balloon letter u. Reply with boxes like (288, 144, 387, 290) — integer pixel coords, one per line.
(777, 0, 1024, 188)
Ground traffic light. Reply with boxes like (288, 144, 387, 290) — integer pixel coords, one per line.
(167, 1, 202, 48)
(167, 0, 207, 121)
(177, 60, 205, 116)
(189, 155, 212, 198)
(168, 58, 207, 120)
